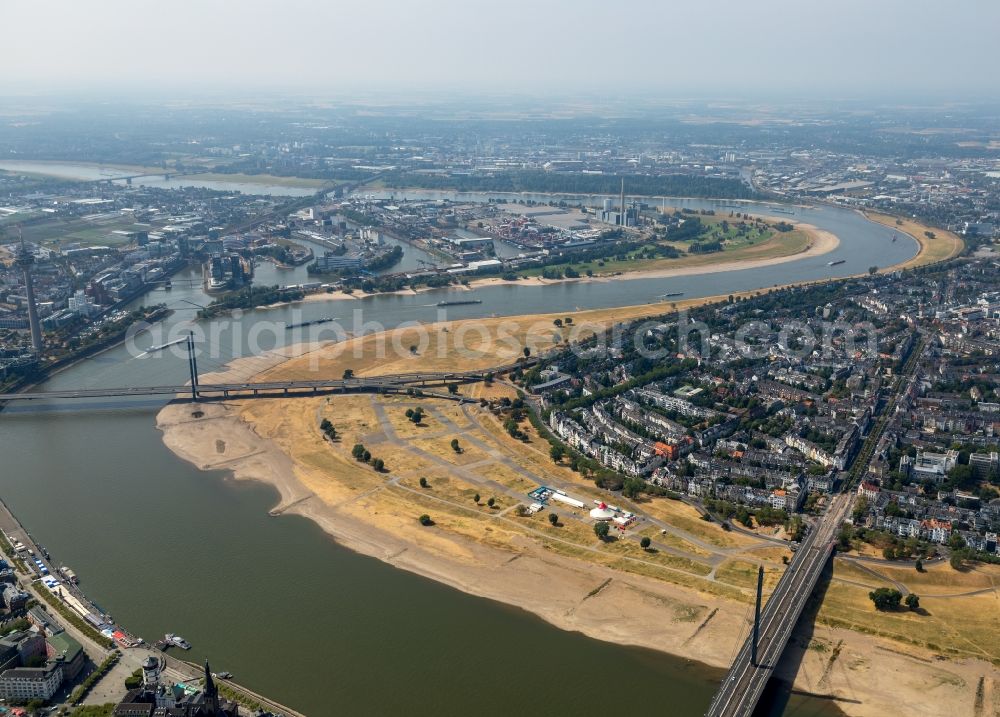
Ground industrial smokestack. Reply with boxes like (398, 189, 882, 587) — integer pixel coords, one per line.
(620, 177, 625, 226)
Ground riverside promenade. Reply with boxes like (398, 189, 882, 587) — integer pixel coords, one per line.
(0, 496, 304, 716)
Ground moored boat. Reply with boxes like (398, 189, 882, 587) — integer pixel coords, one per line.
(165, 633, 191, 650)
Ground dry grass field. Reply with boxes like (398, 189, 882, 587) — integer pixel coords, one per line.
(820, 558, 1000, 662)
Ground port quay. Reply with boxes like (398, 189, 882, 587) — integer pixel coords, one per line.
(0, 496, 303, 717)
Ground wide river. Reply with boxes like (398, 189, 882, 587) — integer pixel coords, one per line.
(0, 174, 915, 715)
(0, 161, 320, 197)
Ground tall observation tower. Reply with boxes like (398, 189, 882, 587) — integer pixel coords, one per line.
(14, 232, 43, 353)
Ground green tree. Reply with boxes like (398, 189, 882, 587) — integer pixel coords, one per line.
(640, 536, 652, 550)
(372, 458, 385, 472)
(503, 418, 520, 438)
(594, 522, 610, 540)
(786, 515, 806, 542)
(124, 668, 143, 689)
(451, 438, 461, 453)
(904, 593, 920, 610)
(473, 493, 480, 504)
(622, 477, 645, 499)
(419, 477, 428, 488)
(837, 524, 854, 551)
(950, 550, 967, 570)
(946, 464, 976, 490)
(487, 497, 496, 508)
(868, 587, 903, 611)
(549, 444, 565, 462)
(418, 514, 433, 526)
(548, 512, 559, 526)
(343, 369, 354, 379)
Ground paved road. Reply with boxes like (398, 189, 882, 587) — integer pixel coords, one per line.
(0, 360, 540, 403)
(0, 372, 491, 402)
(705, 493, 850, 717)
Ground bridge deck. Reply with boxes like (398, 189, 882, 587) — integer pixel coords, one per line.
(0, 365, 524, 402)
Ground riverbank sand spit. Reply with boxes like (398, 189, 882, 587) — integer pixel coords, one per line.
(157, 396, 1000, 717)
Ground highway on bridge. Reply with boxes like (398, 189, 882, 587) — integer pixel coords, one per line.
(705, 492, 851, 717)
(0, 362, 534, 404)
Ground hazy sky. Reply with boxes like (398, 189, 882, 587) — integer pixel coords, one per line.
(3, 0, 997, 98)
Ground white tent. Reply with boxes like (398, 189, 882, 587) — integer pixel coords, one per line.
(589, 502, 615, 521)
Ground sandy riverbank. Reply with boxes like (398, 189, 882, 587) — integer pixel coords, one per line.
(862, 211, 964, 269)
(156, 396, 1000, 717)
(157, 401, 747, 669)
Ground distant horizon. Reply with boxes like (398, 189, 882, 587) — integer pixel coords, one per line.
(1, 89, 998, 113)
(1, 83, 998, 106)
(3, 0, 998, 100)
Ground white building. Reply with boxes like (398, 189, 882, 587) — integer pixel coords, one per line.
(67, 290, 98, 317)
(0, 663, 63, 701)
(901, 450, 959, 483)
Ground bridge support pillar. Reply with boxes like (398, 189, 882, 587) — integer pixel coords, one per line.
(186, 333, 199, 402)
(752, 564, 764, 667)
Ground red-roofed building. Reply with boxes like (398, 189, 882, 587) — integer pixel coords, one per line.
(857, 481, 880, 502)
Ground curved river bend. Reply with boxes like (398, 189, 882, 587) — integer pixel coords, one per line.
(0, 193, 909, 716)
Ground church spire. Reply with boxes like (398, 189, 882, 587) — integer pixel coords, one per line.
(204, 660, 220, 713)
